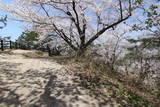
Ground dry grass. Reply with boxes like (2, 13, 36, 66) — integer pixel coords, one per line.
(65, 56, 160, 106)
(22, 50, 44, 58)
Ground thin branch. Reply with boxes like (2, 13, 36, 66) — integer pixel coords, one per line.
(72, 1, 82, 35)
(40, 4, 50, 17)
(119, 0, 123, 19)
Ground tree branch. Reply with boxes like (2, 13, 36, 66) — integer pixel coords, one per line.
(119, 0, 123, 19)
(84, 0, 132, 49)
(72, 1, 82, 36)
(40, 4, 50, 17)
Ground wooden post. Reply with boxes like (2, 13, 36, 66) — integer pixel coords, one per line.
(9, 40, 12, 49)
(15, 42, 17, 49)
(47, 44, 51, 56)
(18, 43, 21, 49)
(1, 40, 4, 51)
(27, 43, 30, 50)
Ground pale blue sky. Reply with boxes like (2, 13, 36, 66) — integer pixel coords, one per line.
(0, 0, 24, 41)
(0, 11, 24, 41)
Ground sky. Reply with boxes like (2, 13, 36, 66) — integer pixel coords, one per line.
(0, 13, 24, 41)
(0, 0, 24, 41)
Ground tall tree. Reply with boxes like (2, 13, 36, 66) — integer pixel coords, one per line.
(18, 31, 38, 42)
(125, 0, 160, 76)
(131, 0, 160, 58)
(0, 0, 139, 55)
(17, 31, 38, 49)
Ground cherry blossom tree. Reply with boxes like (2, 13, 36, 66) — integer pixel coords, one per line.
(0, 0, 136, 55)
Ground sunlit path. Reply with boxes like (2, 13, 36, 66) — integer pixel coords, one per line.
(0, 50, 119, 107)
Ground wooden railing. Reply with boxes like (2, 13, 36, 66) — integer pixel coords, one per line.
(0, 40, 33, 51)
(0, 40, 58, 56)
(1, 40, 12, 51)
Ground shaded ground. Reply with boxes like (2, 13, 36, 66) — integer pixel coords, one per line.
(0, 50, 118, 107)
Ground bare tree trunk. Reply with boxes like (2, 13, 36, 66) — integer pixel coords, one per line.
(76, 48, 85, 57)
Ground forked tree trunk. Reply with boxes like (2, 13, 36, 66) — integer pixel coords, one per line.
(76, 48, 86, 57)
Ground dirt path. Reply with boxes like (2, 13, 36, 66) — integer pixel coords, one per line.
(0, 50, 118, 107)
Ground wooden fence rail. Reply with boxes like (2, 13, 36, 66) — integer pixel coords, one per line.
(0, 40, 14, 51)
(0, 40, 30, 51)
(0, 40, 53, 56)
